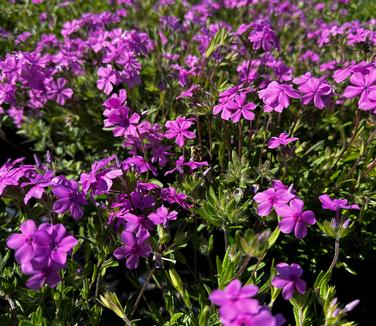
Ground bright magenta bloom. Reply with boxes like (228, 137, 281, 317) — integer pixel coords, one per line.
(253, 187, 295, 216)
(113, 231, 152, 269)
(275, 199, 316, 239)
(343, 69, 376, 111)
(209, 280, 259, 323)
(319, 194, 360, 211)
(97, 64, 117, 95)
(165, 117, 195, 147)
(297, 77, 333, 109)
(258, 81, 299, 113)
(272, 263, 306, 300)
(268, 133, 298, 149)
(148, 206, 178, 227)
(6, 220, 37, 264)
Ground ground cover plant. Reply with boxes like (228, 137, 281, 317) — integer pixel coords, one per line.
(0, 0, 375, 325)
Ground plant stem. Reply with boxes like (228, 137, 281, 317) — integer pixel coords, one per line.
(130, 267, 156, 318)
(251, 252, 266, 280)
(238, 121, 243, 157)
(223, 228, 229, 251)
(122, 315, 133, 326)
(329, 233, 340, 271)
(234, 255, 251, 279)
(332, 111, 361, 169)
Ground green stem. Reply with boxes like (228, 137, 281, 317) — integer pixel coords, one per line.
(130, 268, 156, 318)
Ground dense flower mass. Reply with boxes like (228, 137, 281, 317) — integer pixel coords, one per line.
(7, 220, 77, 290)
(209, 280, 284, 326)
(0, 0, 372, 325)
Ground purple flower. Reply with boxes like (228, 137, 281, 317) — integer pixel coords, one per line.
(0, 158, 31, 196)
(161, 187, 191, 209)
(102, 89, 140, 137)
(165, 117, 195, 147)
(165, 155, 208, 175)
(258, 81, 300, 113)
(97, 65, 118, 95)
(248, 22, 279, 52)
(6, 220, 37, 264)
(21, 169, 54, 204)
(253, 187, 295, 216)
(272, 263, 306, 300)
(122, 156, 157, 175)
(124, 213, 155, 236)
(213, 85, 251, 121)
(7, 221, 77, 290)
(275, 199, 316, 239)
(209, 279, 259, 323)
(113, 231, 152, 269)
(148, 206, 178, 227)
(33, 223, 78, 266)
(176, 84, 199, 100)
(296, 77, 333, 109)
(25, 265, 61, 291)
(226, 93, 257, 123)
(343, 69, 376, 110)
(268, 133, 298, 149)
(46, 78, 73, 105)
(319, 194, 360, 211)
(52, 179, 88, 220)
(79, 156, 123, 195)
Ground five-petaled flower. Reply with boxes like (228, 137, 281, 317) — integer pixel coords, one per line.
(319, 194, 360, 211)
(165, 117, 195, 147)
(268, 133, 298, 149)
(272, 263, 307, 300)
(113, 231, 152, 269)
(148, 206, 178, 227)
(275, 198, 316, 239)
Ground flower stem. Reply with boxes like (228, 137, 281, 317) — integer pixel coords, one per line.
(234, 255, 251, 279)
(329, 233, 340, 271)
(130, 267, 156, 318)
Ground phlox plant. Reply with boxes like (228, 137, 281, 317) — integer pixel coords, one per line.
(0, 0, 375, 325)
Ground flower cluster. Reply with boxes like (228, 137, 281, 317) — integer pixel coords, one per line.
(254, 181, 316, 239)
(7, 220, 78, 290)
(209, 279, 284, 326)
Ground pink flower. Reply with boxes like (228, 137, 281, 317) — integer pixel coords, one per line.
(319, 194, 360, 211)
(275, 199, 316, 239)
(148, 206, 178, 227)
(213, 85, 251, 120)
(6, 220, 37, 265)
(165, 117, 195, 147)
(258, 81, 299, 113)
(272, 263, 306, 300)
(343, 69, 376, 111)
(209, 280, 259, 323)
(97, 65, 118, 95)
(253, 187, 295, 216)
(113, 231, 152, 269)
(227, 93, 257, 123)
(268, 133, 298, 149)
(297, 77, 333, 109)
(46, 78, 73, 105)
